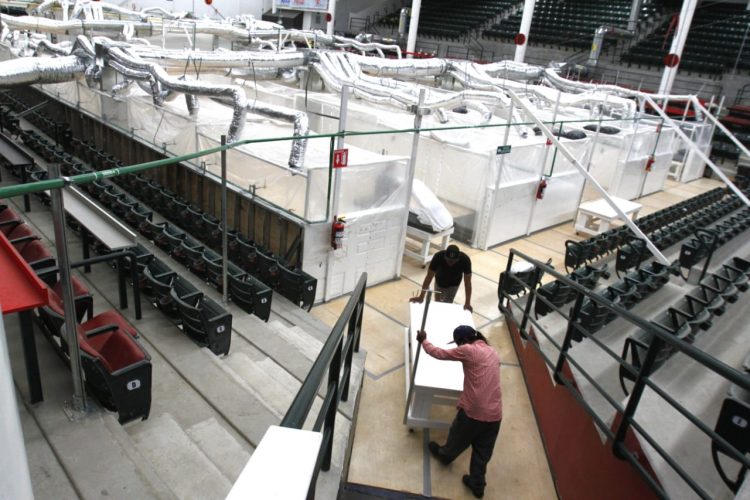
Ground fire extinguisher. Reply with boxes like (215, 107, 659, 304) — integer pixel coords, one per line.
(645, 155, 655, 172)
(536, 177, 548, 200)
(331, 216, 345, 250)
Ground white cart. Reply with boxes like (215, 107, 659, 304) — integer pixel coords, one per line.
(404, 302, 474, 429)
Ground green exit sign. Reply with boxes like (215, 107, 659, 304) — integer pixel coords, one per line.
(496, 145, 511, 155)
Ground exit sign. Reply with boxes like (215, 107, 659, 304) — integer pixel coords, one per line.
(496, 145, 511, 155)
(333, 148, 349, 168)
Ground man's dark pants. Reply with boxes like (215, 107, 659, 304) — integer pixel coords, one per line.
(435, 409, 502, 491)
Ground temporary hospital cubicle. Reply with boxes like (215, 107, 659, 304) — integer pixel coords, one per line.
(585, 118, 676, 200)
(36, 78, 411, 302)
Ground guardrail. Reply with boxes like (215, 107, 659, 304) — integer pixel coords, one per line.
(498, 249, 750, 499)
(279, 272, 366, 497)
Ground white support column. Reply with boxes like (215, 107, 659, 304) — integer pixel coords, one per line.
(514, 0, 536, 63)
(658, 0, 699, 95)
(507, 90, 670, 265)
(326, 0, 336, 36)
(406, 0, 422, 58)
(395, 90, 426, 276)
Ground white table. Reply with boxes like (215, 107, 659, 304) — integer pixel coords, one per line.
(575, 196, 643, 236)
(404, 302, 473, 429)
(404, 224, 453, 267)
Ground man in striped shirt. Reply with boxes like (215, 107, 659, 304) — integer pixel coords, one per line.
(416, 325, 502, 499)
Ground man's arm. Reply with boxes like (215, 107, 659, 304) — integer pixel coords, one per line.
(416, 331, 466, 360)
(463, 273, 473, 312)
(410, 269, 436, 303)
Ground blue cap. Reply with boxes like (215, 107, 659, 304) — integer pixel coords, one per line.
(449, 325, 476, 344)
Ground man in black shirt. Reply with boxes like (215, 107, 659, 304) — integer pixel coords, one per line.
(410, 244, 473, 311)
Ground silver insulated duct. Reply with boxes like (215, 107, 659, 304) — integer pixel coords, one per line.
(0, 55, 86, 87)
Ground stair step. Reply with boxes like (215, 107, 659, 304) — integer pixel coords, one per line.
(231, 315, 319, 382)
(131, 413, 232, 500)
(185, 417, 252, 482)
(272, 321, 324, 362)
(223, 352, 300, 417)
(271, 294, 331, 341)
(18, 395, 78, 500)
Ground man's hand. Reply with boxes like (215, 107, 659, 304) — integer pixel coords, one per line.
(464, 304, 473, 312)
(410, 295, 425, 304)
(416, 330, 426, 343)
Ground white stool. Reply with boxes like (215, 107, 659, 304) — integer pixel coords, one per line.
(575, 197, 643, 236)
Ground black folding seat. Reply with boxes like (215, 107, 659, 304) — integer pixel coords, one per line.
(574, 297, 611, 340)
(718, 264, 749, 292)
(690, 283, 727, 316)
(725, 256, 750, 278)
(101, 185, 125, 211)
(182, 205, 203, 233)
(191, 248, 218, 280)
(205, 257, 245, 292)
(167, 198, 189, 226)
(534, 280, 573, 318)
(228, 235, 259, 274)
(702, 273, 739, 303)
(228, 273, 273, 321)
(170, 288, 232, 356)
(680, 237, 708, 269)
(640, 261, 675, 288)
(154, 224, 186, 254)
(607, 280, 640, 310)
(171, 235, 204, 269)
(137, 216, 166, 242)
(117, 244, 154, 277)
(571, 263, 610, 289)
(670, 295, 713, 335)
(616, 239, 647, 276)
(278, 262, 317, 310)
(113, 196, 138, 220)
(142, 260, 179, 316)
(257, 250, 281, 289)
(564, 240, 588, 272)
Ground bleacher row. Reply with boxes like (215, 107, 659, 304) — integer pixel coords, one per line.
(564, 187, 726, 272)
(379, 0, 518, 41)
(483, 0, 659, 48)
(0, 88, 314, 424)
(0, 202, 152, 424)
(0, 91, 317, 316)
(620, 255, 750, 394)
(623, 3, 750, 75)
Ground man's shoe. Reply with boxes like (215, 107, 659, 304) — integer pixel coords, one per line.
(428, 441, 450, 465)
(462, 475, 484, 498)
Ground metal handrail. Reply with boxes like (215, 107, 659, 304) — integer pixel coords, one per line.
(499, 248, 750, 499)
(280, 272, 366, 495)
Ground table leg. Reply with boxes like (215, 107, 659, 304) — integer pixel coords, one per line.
(19, 310, 42, 404)
(420, 238, 429, 266)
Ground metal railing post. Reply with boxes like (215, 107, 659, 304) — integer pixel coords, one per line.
(553, 291, 585, 384)
(612, 334, 666, 459)
(48, 164, 88, 416)
(221, 135, 228, 304)
(322, 339, 342, 471)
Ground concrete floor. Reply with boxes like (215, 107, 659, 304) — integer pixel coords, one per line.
(311, 176, 727, 499)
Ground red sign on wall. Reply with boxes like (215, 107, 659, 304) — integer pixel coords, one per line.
(333, 148, 349, 168)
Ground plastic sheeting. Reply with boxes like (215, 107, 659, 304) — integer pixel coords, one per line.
(410, 179, 453, 232)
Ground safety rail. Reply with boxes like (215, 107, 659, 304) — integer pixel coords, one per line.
(499, 249, 750, 499)
(279, 272, 366, 497)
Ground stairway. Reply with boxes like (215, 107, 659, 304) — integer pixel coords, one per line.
(3, 126, 367, 499)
